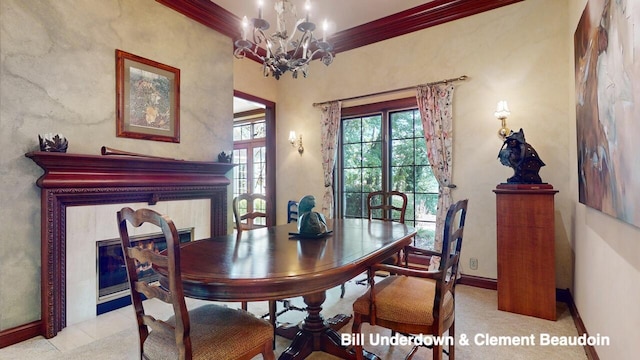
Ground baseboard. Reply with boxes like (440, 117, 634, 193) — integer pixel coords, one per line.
(0, 320, 42, 349)
(459, 276, 599, 360)
(557, 288, 600, 360)
(458, 274, 497, 290)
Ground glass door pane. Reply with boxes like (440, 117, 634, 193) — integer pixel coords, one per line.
(341, 115, 383, 218)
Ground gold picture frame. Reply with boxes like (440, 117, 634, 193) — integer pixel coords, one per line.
(116, 49, 180, 143)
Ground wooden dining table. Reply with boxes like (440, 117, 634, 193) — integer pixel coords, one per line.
(160, 218, 416, 360)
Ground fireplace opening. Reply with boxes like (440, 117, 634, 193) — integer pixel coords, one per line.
(96, 228, 194, 314)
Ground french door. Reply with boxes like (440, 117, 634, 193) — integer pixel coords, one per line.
(232, 91, 276, 227)
(337, 98, 439, 249)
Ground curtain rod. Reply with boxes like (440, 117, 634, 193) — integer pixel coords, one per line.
(313, 75, 468, 107)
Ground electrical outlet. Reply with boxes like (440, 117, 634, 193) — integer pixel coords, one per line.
(469, 257, 478, 270)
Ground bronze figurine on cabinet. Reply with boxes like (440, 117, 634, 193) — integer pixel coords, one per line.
(498, 128, 546, 184)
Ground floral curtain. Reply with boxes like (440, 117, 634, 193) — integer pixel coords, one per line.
(416, 83, 455, 269)
(319, 101, 342, 218)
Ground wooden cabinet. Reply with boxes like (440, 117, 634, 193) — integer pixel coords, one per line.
(493, 183, 558, 321)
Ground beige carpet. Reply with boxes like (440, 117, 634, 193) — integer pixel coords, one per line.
(265, 282, 588, 360)
(0, 282, 588, 360)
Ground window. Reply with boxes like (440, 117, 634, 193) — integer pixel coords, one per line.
(338, 100, 438, 249)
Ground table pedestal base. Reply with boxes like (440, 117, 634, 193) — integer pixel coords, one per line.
(276, 313, 352, 340)
(278, 291, 378, 360)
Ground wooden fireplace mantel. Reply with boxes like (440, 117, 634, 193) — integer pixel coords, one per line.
(26, 151, 235, 338)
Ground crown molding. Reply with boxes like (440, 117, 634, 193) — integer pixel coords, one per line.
(157, 0, 523, 59)
(331, 0, 523, 52)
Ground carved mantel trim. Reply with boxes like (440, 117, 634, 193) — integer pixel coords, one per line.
(26, 152, 235, 338)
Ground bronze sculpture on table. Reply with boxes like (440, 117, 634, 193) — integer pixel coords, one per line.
(297, 195, 330, 236)
(498, 128, 546, 184)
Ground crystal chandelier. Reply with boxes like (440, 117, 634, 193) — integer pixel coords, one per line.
(233, 0, 334, 80)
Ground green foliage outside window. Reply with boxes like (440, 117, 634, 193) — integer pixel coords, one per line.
(340, 108, 438, 249)
(342, 116, 383, 218)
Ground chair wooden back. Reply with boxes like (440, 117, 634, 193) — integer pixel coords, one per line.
(433, 199, 468, 323)
(367, 190, 408, 223)
(233, 193, 268, 231)
(117, 207, 192, 359)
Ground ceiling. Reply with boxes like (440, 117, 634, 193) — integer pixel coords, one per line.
(158, 0, 522, 55)
(156, 0, 523, 112)
(234, 96, 265, 113)
(212, 0, 434, 36)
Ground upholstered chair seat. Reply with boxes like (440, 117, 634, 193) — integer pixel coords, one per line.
(144, 305, 273, 360)
(352, 276, 454, 327)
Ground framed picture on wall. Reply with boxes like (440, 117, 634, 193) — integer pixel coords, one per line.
(116, 49, 180, 143)
(574, 0, 640, 228)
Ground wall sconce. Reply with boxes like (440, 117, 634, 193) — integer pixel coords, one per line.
(494, 100, 511, 140)
(288, 131, 304, 154)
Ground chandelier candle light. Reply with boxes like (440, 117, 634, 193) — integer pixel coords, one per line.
(234, 0, 334, 79)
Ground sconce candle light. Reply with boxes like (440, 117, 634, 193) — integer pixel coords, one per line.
(289, 131, 304, 154)
(495, 100, 511, 140)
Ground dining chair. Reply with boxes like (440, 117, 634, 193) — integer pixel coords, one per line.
(233, 194, 304, 347)
(366, 190, 409, 268)
(351, 199, 468, 360)
(370, 190, 433, 270)
(367, 190, 408, 223)
(233, 193, 268, 231)
(341, 190, 408, 297)
(287, 200, 298, 223)
(117, 207, 274, 360)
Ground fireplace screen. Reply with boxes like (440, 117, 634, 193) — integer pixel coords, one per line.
(97, 228, 194, 304)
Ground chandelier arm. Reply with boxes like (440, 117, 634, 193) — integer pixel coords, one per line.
(253, 28, 267, 48)
(233, 50, 244, 60)
(233, 40, 252, 59)
(255, 49, 267, 62)
(291, 30, 313, 59)
(308, 47, 333, 60)
(277, 36, 288, 55)
(288, 19, 305, 44)
(233, 40, 267, 63)
(306, 48, 320, 59)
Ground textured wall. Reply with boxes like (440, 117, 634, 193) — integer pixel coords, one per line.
(268, 0, 573, 287)
(0, 0, 233, 331)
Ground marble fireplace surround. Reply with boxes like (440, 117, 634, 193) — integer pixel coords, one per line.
(26, 151, 234, 338)
(68, 200, 205, 327)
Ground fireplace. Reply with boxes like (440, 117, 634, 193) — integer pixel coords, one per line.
(27, 151, 235, 338)
(96, 227, 194, 315)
